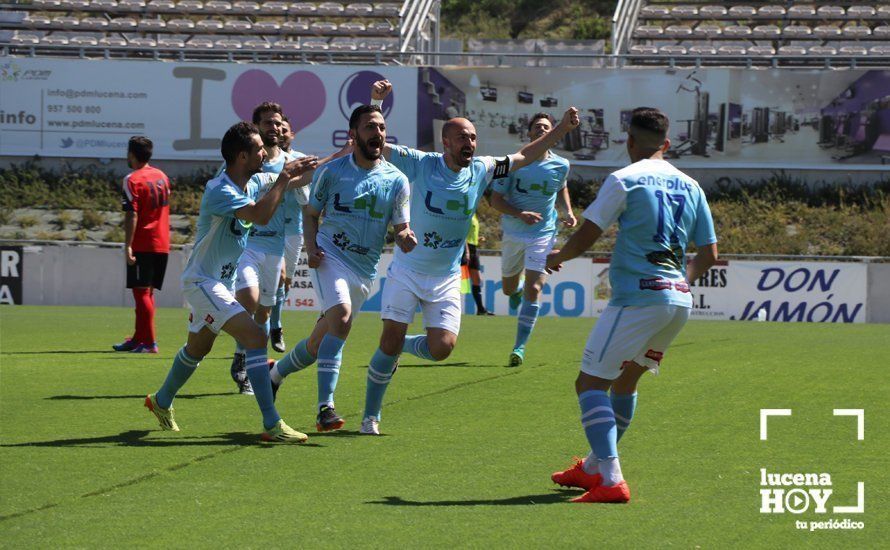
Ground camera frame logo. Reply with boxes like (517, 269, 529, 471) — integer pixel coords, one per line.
(759, 408, 865, 532)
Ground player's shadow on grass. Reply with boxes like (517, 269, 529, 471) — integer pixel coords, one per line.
(310, 429, 387, 438)
(0, 350, 120, 355)
(1, 429, 323, 448)
(393, 362, 503, 368)
(368, 491, 577, 506)
(45, 392, 236, 401)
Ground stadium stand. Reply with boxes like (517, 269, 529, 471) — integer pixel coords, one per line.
(0, 0, 437, 62)
(615, 1, 890, 67)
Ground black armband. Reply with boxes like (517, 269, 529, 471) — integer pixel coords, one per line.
(492, 157, 510, 180)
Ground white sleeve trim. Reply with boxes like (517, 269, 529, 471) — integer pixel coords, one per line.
(583, 175, 627, 230)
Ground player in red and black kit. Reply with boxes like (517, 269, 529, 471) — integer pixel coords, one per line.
(113, 136, 171, 353)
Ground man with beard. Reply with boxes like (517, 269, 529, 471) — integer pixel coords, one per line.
(356, 80, 579, 435)
(490, 112, 577, 366)
(269, 104, 416, 433)
(229, 103, 346, 394)
(145, 121, 318, 442)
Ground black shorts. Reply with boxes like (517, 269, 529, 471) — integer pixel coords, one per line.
(467, 244, 481, 270)
(127, 252, 168, 289)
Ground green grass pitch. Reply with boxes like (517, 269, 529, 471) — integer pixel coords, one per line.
(0, 306, 886, 547)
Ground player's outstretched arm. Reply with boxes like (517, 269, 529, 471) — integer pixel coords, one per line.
(507, 107, 580, 173)
(236, 156, 317, 225)
(302, 205, 325, 268)
(393, 223, 417, 253)
(490, 190, 543, 226)
(369, 79, 397, 161)
(545, 220, 603, 271)
(686, 243, 719, 284)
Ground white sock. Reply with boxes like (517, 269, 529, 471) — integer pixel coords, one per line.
(270, 364, 284, 385)
(582, 452, 599, 475)
(598, 457, 624, 486)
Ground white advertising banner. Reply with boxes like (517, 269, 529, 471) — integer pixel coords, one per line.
(0, 58, 418, 160)
(283, 255, 867, 323)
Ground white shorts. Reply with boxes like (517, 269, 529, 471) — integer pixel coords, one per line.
(310, 253, 371, 314)
(284, 234, 304, 279)
(581, 305, 689, 380)
(183, 280, 247, 334)
(501, 233, 557, 278)
(381, 260, 462, 335)
(235, 248, 284, 307)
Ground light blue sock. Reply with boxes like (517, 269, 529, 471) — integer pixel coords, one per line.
(156, 347, 201, 409)
(235, 340, 245, 355)
(244, 348, 280, 430)
(272, 338, 316, 383)
(578, 389, 618, 462)
(317, 334, 346, 408)
(611, 392, 638, 442)
(402, 334, 434, 361)
(514, 300, 540, 350)
(364, 348, 398, 420)
(270, 284, 285, 330)
(263, 318, 270, 341)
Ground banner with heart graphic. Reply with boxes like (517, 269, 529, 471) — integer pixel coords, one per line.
(0, 58, 418, 160)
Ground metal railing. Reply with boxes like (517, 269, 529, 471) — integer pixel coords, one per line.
(611, 0, 644, 54)
(3, 42, 889, 68)
(399, 0, 438, 56)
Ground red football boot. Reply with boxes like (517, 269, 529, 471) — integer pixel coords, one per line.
(571, 480, 631, 503)
(551, 457, 603, 490)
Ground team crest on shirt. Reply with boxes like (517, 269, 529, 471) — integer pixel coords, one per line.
(220, 262, 236, 280)
(332, 232, 352, 250)
(423, 231, 443, 249)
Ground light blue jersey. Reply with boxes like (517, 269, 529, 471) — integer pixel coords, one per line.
(309, 155, 410, 281)
(493, 153, 570, 238)
(246, 150, 303, 255)
(388, 145, 508, 277)
(584, 159, 717, 308)
(282, 149, 308, 237)
(181, 172, 275, 288)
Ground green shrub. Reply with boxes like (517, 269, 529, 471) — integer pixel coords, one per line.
(0, 210, 10, 225)
(55, 210, 74, 229)
(104, 226, 125, 243)
(80, 210, 105, 230)
(17, 214, 39, 228)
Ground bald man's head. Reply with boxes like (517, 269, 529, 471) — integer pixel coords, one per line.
(441, 117, 478, 168)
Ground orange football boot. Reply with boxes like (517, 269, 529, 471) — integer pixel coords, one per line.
(571, 480, 631, 503)
(551, 457, 603, 490)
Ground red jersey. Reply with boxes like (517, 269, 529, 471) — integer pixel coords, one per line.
(121, 165, 171, 253)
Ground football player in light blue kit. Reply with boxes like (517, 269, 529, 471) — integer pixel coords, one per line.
(490, 112, 577, 367)
(144, 121, 318, 443)
(229, 104, 347, 394)
(270, 104, 416, 432)
(547, 108, 718, 503)
(357, 79, 580, 435)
